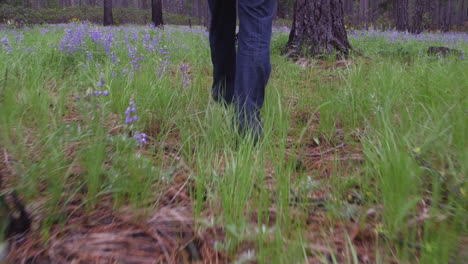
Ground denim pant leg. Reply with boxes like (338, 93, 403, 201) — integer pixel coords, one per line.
(208, 0, 237, 104)
(236, 0, 276, 136)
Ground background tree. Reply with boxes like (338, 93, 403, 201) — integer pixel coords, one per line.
(152, 0, 163, 27)
(395, 0, 409, 31)
(103, 0, 113, 26)
(284, 0, 351, 58)
(411, 0, 425, 33)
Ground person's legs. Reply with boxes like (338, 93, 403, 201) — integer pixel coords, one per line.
(208, 0, 237, 104)
(236, 0, 276, 137)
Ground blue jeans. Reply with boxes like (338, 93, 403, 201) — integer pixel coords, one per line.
(208, 0, 276, 137)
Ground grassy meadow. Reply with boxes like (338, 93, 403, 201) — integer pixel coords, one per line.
(0, 24, 467, 263)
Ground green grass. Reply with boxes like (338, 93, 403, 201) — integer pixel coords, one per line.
(0, 24, 466, 263)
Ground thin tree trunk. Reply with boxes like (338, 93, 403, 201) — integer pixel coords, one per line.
(446, 0, 454, 29)
(461, 0, 467, 25)
(430, 0, 439, 28)
(103, 0, 113, 26)
(197, 0, 202, 25)
(152, 0, 164, 27)
(142, 0, 148, 9)
(395, 0, 409, 31)
(285, 0, 351, 58)
(411, 0, 425, 33)
(204, 0, 210, 29)
(344, 0, 353, 15)
(359, 0, 370, 25)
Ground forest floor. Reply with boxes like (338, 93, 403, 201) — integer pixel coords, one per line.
(0, 24, 467, 263)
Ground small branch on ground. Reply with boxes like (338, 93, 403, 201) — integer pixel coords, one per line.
(305, 143, 346, 157)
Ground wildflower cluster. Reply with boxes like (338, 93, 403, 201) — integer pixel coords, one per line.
(128, 45, 144, 71)
(1, 36, 11, 53)
(143, 31, 161, 52)
(348, 29, 468, 47)
(133, 131, 148, 145)
(40, 28, 49, 35)
(132, 31, 139, 42)
(90, 27, 103, 44)
(142, 31, 153, 51)
(14, 32, 24, 44)
(158, 47, 170, 77)
(124, 100, 148, 146)
(59, 24, 87, 54)
(125, 100, 138, 125)
(93, 90, 109, 96)
(69, 17, 81, 23)
(93, 75, 109, 96)
(103, 32, 113, 55)
(180, 64, 190, 90)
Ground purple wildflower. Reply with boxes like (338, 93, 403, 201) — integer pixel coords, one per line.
(157, 47, 171, 77)
(59, 24, 87, 54)
(90, 27, 103, 44)
(128, 45, 144, 71)
(86, 50, 93, 61)
(134, 131, 148, 145)
(103, 32, 113, 55)
(159, 47, 170, 55)
(98, 74, 105, 88)
(14, 33, 24, 43)
(143, 31, 151, 51)
(94, 90, 109, 96)
(122, 67, 129, 76)
(111, 52, 119, 64)
(124, 33, 130, 46)
(180, 64, 190, 90)
(125, 100, 138, 125)
(1, 36, 11, 53)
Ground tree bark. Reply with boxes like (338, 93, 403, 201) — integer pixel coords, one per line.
(429, 0, 439, 28)
(285, 0, 351, 58)
(343, 0, 353, 16)
(197, 0, 202, 25)
(152, 0, 164, 27)
(460, 0, 467, 25)
(395, 0, 409, 31)
(141, 0, 148, 9)
(446, 0, 454, 29)
(411, 0, 425, 33)
(103, 0, 113, 26)
(359, 0, 370, 25)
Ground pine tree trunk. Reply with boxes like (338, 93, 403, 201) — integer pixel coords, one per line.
(411, 0, 425, 33)
(142, 0, 148, 9)
(430, 0, 439, 29)
(446, 0, 454, 29)
(395, 0, 409, 31)
(284, 0, 351, 58)
(152, 0, 164, 27)
(197, 0, 202, 25)
(460, 0, 467, 26)
(359, 0, 369, 25)
(344, 0, 353, 16)
(103, 0, 113, 26)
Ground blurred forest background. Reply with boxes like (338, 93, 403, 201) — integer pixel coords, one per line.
(1, 0, 467, 31)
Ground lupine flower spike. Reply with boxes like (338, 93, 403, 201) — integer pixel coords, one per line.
(125, 100, 138, 125)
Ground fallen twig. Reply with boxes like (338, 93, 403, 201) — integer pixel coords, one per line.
(305, 143, 346, 157)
